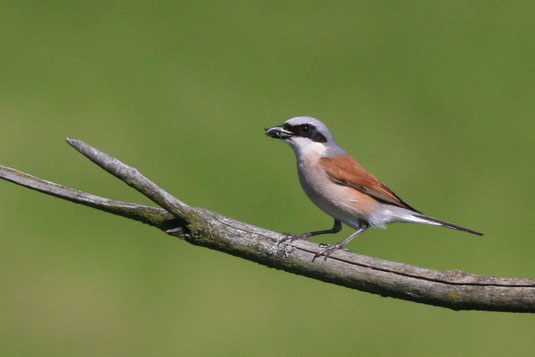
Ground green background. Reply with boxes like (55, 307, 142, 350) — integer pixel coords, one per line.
(1, 1, 534, 356)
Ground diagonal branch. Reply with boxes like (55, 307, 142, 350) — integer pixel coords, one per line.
(0, 163, 185, 234)
(1, 139, 534, 313)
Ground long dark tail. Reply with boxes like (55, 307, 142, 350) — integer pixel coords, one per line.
(413, 214, 483, 236)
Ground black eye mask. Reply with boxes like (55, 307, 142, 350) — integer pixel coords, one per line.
(285, 123, 327, 143)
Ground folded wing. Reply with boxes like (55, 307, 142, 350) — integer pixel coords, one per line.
(320, 156, 420, 213)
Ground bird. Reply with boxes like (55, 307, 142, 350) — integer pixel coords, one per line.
(265, 116, 483, 260)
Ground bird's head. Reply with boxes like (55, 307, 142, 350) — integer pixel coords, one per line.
(265, 116, 344, 158)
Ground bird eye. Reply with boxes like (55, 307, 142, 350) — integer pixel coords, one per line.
(300, 124, 309, 133)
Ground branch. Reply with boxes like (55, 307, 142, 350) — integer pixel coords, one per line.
(1, 140, 534, 313)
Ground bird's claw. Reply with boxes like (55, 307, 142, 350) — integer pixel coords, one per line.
(277, 232, 311, 246)
(313, 243, 349, 261)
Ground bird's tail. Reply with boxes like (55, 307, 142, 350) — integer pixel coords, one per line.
(412, 213, 483, 236)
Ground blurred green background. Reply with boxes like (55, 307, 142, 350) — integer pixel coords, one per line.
(1, 1, 534, 356)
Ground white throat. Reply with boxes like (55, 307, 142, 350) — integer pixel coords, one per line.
(286, 137, 327, 159)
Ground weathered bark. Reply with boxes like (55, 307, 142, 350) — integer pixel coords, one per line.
(1, 139, 533, 313)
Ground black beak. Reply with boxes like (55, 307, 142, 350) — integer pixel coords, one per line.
(265, 125, 292, 139)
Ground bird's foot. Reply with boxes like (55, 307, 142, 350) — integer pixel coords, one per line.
(277, 232, 311, 246)
(313, 243, 349, 261)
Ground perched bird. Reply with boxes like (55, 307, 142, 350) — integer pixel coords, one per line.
(265, 116, 482, 260)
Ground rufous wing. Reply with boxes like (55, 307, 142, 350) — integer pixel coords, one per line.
(320, 156, 420, 213)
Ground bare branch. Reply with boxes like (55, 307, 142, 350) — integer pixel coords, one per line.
(65, 138, 191, 219)
(1, 140, 534, 313)
(0, 163, 185, 234)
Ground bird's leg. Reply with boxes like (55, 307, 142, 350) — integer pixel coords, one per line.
(308, 219, 342, 236)
(278, 220, 341, 245)
(313, 223, 369, 261)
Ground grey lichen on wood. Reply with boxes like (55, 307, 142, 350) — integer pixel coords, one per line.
(0, 139, 534, 313)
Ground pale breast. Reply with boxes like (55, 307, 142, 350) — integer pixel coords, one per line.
(297, 152, 378, 229)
